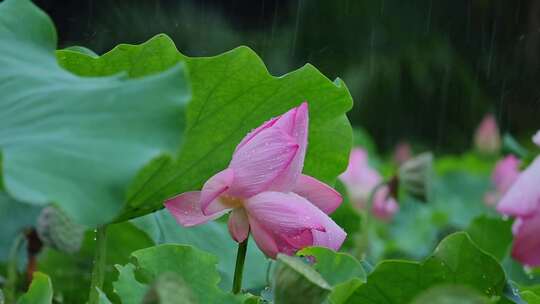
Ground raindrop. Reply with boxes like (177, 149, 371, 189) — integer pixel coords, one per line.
(369, 26, 375, 76)
(425, 0, 432, 34)
(466, 1, 471, 43)
(524, 266, 534, 279)
(290, 0, 303, 57)
(486, 20, 497, 78)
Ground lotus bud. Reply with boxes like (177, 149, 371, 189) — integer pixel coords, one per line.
(37, 206, 85, 254)
(393, 141, 412, 165)
(474, 114, 501, 154)
(398, 152, 433, 202)
(533, 130, 540, 147)
(166, 103, 345, 258)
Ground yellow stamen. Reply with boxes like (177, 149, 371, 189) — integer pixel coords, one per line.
(220, 195, 244, 209)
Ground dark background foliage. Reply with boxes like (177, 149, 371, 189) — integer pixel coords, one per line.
(34, 0, 540, 152)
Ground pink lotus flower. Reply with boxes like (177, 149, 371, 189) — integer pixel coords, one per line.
(497, 154, 540, 267)
(474, 114, 501, 154)
(339, 148, 398, 220)
(484, 155, 520, 206)
(165, 103, 345, 258)
(533, 130, 540, 147)
(393, 141, 412, 165)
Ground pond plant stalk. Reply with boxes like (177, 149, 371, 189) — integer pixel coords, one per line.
(4, 232, 25, 303)
(232, 236, 249, 294)
(358, 181, 388, 258)
(88, 225, 108, 304)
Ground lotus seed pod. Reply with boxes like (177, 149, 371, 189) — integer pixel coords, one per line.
(398, 152, 434, 203)
(273, 254, 330, 304)
(37, 206, 85, 254)
(143, 272, 196, 304)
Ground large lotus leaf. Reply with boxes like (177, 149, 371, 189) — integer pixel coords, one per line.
(348, 232, 507, 303)
(328, 278, 364, 304)
(57, 34, 354, 220)
(388, 169, 493, 258)
(432, 171, 493, 228)
(113, 244, 242, 304)
(411, 285, 494, 304)
(0, 0, 188, 226)
(97, 288, 113, 304)
(297, 247, 365, 286)
(503, 256, 540, 287)
(0, 192, 41, 262)
(387, 196, 442, 259)
(521, 290, 540, 304)
(466, 215, 513, 262)
(17, 272, 53, 304)
(38, 222, 154, 303)
(297, 247, 366, 304)
(273, 254, 331, 304)
(114, 264, 147, 304)
(142, 272, 199, 304)
(131, 210, 268, 290)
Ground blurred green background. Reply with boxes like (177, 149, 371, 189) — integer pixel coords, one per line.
(35, 0, 539, 152)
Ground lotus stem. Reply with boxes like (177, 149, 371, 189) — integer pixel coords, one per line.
(88, 225, 108, 304)
(232, 236, 249, 294)
(4, 232, 25, 304)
